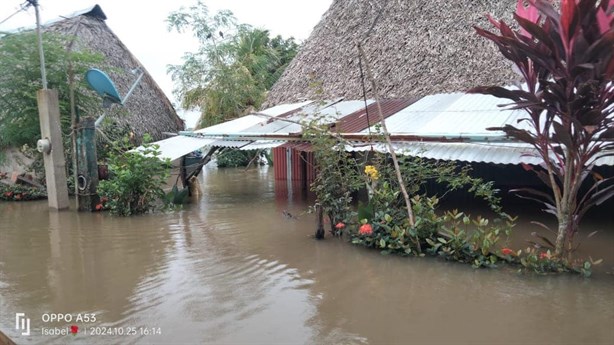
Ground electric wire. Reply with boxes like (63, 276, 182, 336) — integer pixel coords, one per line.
(0, 1, 31, 26)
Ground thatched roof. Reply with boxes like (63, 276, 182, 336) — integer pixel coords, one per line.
(46, 5, 184, 141)
(265, 0, 521, 106)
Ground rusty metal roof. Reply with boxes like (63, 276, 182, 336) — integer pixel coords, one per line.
(280, 142, 314, 152)
(337, 98, 418, 133)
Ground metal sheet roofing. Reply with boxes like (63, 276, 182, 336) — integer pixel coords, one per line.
(346, 142, 613, 166)
(193, 100, 313, 135)
(345, 142, 540, 165)
(258, 101, 313, 116)
(364, 93, 463, 134)
(361, 93, 533, 136)
(135, 135, 214, 161)
(417, 93, 532, 135)
(338, 98, 418, 132)
(239, 140, 285, 150)
(145, 94, 613, 167)
(242, 100, 372, 135)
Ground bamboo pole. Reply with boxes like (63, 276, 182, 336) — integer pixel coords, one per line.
(357, 44, 420, 252)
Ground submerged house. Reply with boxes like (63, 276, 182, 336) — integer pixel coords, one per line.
(146, 0, 612, 205)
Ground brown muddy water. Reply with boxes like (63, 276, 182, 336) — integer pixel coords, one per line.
(1, 167, 613, 345)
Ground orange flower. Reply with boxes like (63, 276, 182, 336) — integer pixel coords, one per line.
(95, 203, 103, 211)
(539, 252, 549, 260)
(335, 222, 345, 229)
(501, 248, 514, 256)
(359, 224, 373, 235)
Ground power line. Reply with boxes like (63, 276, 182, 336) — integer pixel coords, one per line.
(0, 1, 31, 26)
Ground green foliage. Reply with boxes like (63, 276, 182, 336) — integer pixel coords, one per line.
(470, 0, 614, 258)
(0, 31, 103, 148)
(95, 119, 135, 161)
(304, 115, 363, 234)
(167, 1, 300, 127)
(97, 143, 172, 216)
(0, 183, 46, 201)
(216, 149, 261, 168)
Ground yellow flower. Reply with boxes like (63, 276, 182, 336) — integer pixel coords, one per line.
(364, 165, 379, 180)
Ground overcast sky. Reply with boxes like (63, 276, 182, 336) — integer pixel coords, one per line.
(0, 0, 333, 127)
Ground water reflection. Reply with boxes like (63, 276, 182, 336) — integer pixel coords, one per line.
(0, 166, 613, 345)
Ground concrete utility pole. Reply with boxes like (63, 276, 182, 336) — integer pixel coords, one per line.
(29, 0, 70, 210)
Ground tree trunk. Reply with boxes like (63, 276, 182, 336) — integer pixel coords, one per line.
(555, 215, 568, 257)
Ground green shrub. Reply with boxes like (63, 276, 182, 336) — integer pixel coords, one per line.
(216, 149, 260, 168)
(0, 183, 46, 201)
(97, 144, 171, 216)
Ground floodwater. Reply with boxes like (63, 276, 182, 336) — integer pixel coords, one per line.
(1, 167, 613, 345)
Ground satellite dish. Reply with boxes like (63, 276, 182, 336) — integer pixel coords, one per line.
(85, 68, 122, 104)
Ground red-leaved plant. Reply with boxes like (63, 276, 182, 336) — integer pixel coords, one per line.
(469, 0, 614, 258)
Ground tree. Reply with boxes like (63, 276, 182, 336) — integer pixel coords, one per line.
(166, 0, 299, 127)
(470, 0, 614, 258)
(0, 31, 102, 149)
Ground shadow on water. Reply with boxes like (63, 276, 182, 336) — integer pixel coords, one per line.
(0, 166, 613, 344)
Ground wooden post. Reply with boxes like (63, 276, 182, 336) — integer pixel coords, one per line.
(76, 116, 99, 211)
(37, 89, 69, 210)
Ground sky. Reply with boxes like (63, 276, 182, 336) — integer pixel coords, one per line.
(0, 0, 333, 127)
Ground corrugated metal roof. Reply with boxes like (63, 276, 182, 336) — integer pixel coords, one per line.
(345, 142, 541, 165)
(145, 94, 613, 167)
(243, 100, 372, 135)
(338, 98, 418, 132)
(281, 142, 314, 152)
(209, 140, 253, 149)
(193, 101, 312, 135)
(361, 93, 532, 136)
(362, 93, 464, 133)
(259, 101, 313, 116)
(134, 135, 214, 161)
(194, 115, 269, 134)
(418, 93, 532, 135)
(346, 142, 614, 166)
(239, 140, 285, 150)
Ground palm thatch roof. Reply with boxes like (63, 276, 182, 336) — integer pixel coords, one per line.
(265, 0, 521, 106)
(46, 5, 184, 141)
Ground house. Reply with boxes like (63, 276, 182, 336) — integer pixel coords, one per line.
(143, 0, 612, 204)
(0, 4, 184, 175)
(45, 5, 184, 141)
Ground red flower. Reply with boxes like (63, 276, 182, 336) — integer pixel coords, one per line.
(539, 252, 549, 260)
(3, 192, 12, 198)
(359, 224, 373, 236)
(95, 203, 103, 211)
(501, 248, 514, 256)
(100, 196, 109, 203)
(335, 222, 345, 229)
(70, 325, 78, 335)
